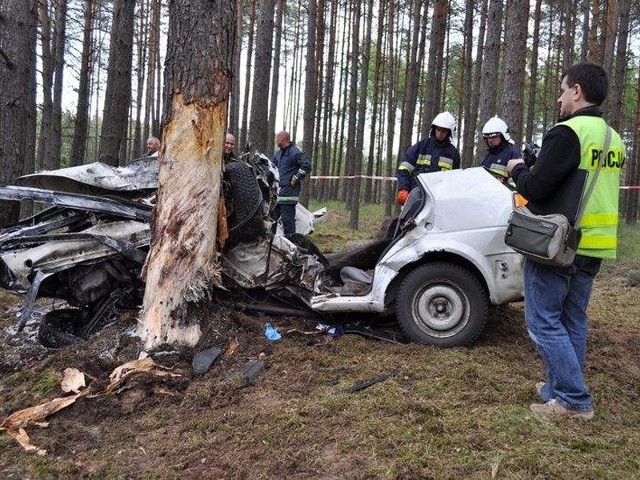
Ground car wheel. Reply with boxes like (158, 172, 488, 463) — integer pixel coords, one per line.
(396, 262, 488, 347)
(224, 161, 265, 248)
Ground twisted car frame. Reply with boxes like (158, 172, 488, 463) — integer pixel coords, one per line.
(0, 153, 524, 348)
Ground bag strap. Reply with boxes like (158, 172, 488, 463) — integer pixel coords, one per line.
(574, 126, 612, 229)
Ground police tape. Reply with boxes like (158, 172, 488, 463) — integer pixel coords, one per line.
(310, 175, 640, 189)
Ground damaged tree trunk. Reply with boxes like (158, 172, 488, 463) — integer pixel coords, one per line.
(139, 0, 235, 350)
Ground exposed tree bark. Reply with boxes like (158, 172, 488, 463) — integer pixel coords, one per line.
(248, 0, 274, 153)
(310, 0, 325, 200)
(421, 0, 448, 137)
(70, 0, 94, 166)
(580, 0, 590, 63)
(0, 0, 37, 226)
(500, 0, 529, 148)
(460, 0, 474, 167)
(98, 0, 136, 166)
(140, 0, 234, 350)
(384, 0, 398, 217)
(602, 0, 618, 75)
(605, 0, 631, 130)
(560, 1, 575, 72)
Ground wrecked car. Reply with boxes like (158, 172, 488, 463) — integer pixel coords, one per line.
(0, 154, 524, 348)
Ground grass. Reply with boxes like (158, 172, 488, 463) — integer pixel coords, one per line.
(0, 204, 639, 478)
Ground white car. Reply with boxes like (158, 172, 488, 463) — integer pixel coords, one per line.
(0, 155, 523, 348)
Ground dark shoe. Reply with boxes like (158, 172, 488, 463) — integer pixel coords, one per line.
(529, 399, 594, 420)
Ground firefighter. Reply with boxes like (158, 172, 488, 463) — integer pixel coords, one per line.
(480, 116, 521, 182)
(396, 111, 461, 206)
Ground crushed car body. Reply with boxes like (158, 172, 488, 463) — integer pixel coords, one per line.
(0, 153, 524, 348)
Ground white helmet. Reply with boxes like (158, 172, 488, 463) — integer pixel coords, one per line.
(431, 111, 456, 135)
(482, 115, 514, 144)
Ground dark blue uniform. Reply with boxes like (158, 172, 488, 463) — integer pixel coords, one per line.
(397, 137, 460, 191)
(273, 143, 311, 235)
(481, 141, 521, 180)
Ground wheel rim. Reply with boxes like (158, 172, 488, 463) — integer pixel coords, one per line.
(412, 283, 470, 338)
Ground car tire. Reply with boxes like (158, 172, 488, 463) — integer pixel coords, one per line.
(224, 161, 265, 248)
(396, 262, 488, 347)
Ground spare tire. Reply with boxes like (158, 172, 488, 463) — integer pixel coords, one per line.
(224, 161, 265, 248)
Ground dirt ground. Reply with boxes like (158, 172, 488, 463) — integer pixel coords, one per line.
(0, 265, 639, 478)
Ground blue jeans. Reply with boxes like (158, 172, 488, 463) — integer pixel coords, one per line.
(524, 255, 601, 411)
(274, 203, 296, 235)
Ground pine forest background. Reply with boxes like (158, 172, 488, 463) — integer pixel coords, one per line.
(1, 0, 640, 230)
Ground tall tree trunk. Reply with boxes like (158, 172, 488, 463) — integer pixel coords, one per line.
(623, 66, 640, 223)
(477, 0, 503, 158)
(500, 0, 529, 149)
(239, 0, 256, 149)
(348, 0, 373, 229)
(319, 0, 337, 202)
(300, 0, 317, 208)
(344, 0, 361, 210)
(384, 0, 397, 218)
(228, 0, 243, 139)
(421, 0, 448, 138)
(140, 0, 234, 349)
(37, 0, 54, 171)
(398, 0, 425, 168)
(605, 0, 631, 130)
(465, 0, 487, 164)
(132, 0, 147, 159)
(525, 0, 542, 143)
(51, 0, 67, 168)
(143, 0, 160, 144)
(248, 0, 274, 153)
(364, 0, 387, 202)
(70, 0, 94, 166)
(266, 0, 284, 158)
(580, 0, 590, 63)
(311, 0, 325, 200)
(0, 0, 38, 225)
(98, 0, 136, 166)
(460, 0, 474, 167)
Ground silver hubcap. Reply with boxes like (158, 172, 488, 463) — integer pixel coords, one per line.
(414, 284, 468, 336)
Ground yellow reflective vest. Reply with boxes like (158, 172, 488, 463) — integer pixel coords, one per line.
(556, 116, 624, 259)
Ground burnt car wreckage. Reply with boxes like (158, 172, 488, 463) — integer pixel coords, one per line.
(0, 153, 524, 348)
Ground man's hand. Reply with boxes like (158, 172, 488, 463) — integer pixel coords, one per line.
(290, 175, 299, 188)
(396, 189, 409, 206)
(506, 158, 526, 173)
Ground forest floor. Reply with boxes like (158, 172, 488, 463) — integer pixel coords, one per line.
(1, 207, 639, 479)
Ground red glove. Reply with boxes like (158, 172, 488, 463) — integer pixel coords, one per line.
(396, 189, 409, 206)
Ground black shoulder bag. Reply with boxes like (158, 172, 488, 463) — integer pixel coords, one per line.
(504, 126, 612, 268)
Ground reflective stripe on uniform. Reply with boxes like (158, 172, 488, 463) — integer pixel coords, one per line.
(277, 195, 299, 203)
(399, 161, 415, 173)
(416, 154, 432, 166)
(580, 213, 619, 227)
(579, 236, 617, 249)
(438, 156, 454, 170)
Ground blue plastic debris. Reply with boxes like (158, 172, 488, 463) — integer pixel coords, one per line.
(264, 323, 281, 341)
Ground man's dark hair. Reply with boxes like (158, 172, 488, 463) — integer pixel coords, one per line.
(564, 63, 608, 106)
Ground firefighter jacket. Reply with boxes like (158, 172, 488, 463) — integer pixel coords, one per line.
(511, 106, 624, 259)
(397, 137, 460, 191)
(481, 141, 521, 180)
(273, 143, 311, 204)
